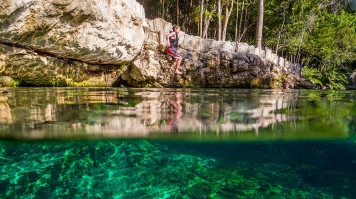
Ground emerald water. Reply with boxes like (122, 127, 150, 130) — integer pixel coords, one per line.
(0, 88, 355, 198)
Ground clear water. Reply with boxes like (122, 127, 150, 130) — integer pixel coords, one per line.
(0, 88, 355, 198)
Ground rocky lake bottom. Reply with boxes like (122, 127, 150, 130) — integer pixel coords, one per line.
(1, 140, 356, 198)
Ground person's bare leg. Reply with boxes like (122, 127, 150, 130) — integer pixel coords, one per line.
(170, 60, 177, 71)
(175, 57, 182, 74)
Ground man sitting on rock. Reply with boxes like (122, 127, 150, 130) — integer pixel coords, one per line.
(166, 25, 182, 74)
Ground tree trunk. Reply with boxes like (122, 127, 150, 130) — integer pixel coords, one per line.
(203, 5, 216, 39)
(185, 0, 194, 34)
(234, 0, 239, 41)
(222, 0, 234, 41)
(255, 0, 264, 49)
(296, 28, 306, 64)
(203, 12, 210, 39)
(203, 15, 211, 39)
(218, 0, 222, 41)
(222, 0, 228, 41)
(161, 0, 165, 19)
(241, 1, 250, 42)
(199, 0, 205, 37)
(275, 7, 286, 54)
(176, 0, 179, 25)
(238, 0, 245, 40)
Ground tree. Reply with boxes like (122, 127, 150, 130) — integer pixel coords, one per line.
(234, 0, 239, 41)
(238, 0, 245, 41)
(176, 0, 179, 24)
(222, 0, 234, 41)
(255, 0, 264, 48)
(202, 1, 216, 39)
(160, 0, 165, 18)
(275, 3, 286, 54)
(199, 0, 205, 37)
(218, 0, 222, 41)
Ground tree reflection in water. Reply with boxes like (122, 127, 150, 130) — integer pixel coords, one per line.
(0, 88, 354, 140)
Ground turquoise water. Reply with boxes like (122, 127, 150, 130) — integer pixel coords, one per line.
(0, 88, 355, 198)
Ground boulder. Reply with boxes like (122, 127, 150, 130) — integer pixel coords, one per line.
(279, 57, 285, 67)
(0, 44, 122, 86)
(132, 50, 161, 82)
(0, 0, 145, 65)
(221, 41, 235, 52)
(296, 76, 316, 89)
(265, 48, 272, 62)
(181, 34, 201, 52)
(271, 54, 279, 65)
(201, 39, 216, 52)
(248, 45, 255, 54)
(237, 43, 249, 54)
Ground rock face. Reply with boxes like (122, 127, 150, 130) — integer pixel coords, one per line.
(117, 18, 301, 88)
(0, 44, 123, 86)
(0, 0, 145, 64)
(0, 0, 303, 88)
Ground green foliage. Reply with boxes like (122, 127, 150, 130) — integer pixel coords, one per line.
(304, 10, 356, 70)
(321, 70, 348, 90)
(302, 67, 348, 90)
(302, 67, 323, 87)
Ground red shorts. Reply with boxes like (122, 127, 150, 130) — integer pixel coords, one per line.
(166, 47, 180, 61)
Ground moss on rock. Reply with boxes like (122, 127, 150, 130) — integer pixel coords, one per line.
(0, 76, 19, 87)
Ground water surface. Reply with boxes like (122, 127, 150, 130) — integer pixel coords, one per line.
(0, 88, 355, 198)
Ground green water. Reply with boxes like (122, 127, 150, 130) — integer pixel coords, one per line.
(0, 88, 355, 198)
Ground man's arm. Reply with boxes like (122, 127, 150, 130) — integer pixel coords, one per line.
(166, 32, 175, 47)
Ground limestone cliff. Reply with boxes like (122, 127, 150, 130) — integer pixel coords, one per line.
(0, 0, 303, 88)
(115, 18, 302, 88)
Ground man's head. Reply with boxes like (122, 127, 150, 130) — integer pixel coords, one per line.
(173, 25, 181, 33)
(283, 82, 290, 89)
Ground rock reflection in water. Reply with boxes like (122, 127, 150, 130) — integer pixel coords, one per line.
(0, 96, 12, 124)
(0, 88, 305, 140)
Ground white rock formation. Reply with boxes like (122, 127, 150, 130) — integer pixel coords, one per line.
(0, 0, 145, 64)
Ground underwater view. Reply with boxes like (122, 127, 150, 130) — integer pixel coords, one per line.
(0, 88, 355, 198)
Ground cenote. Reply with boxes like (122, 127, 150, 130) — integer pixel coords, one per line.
(0, 88, 355, 198)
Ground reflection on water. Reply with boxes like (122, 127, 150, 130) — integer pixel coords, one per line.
(0, 88, 355, 140)
(167, 92, 184, 132)
(0, 88, 356, 198)
(0, 96, 12, 124)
